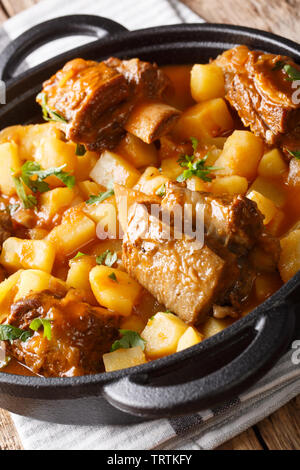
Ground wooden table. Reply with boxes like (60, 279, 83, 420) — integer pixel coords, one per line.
(0, 0, 299, 451)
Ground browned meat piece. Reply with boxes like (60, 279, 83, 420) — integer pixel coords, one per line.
(116, 184, 279, 324)
(215, 46, 300, 148)
(162, 183, 264, 255)
(6, 290, 120, 377)
(37, 57, 180, 151)
(0, 210, 13, 245)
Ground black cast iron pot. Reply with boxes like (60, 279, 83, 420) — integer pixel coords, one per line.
(0, 15, 299, 425)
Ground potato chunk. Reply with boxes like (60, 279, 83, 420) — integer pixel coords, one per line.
(258, 149, 287, 178)
(47, 211, 96, 257)
(247, 190, 277, 224)
(0, 142, 22, 196)
(67, 255, 96, 303)
(211, 176, 248, 195)
(116, 133, 158, 168)
(90, 150, 140, 189)
(39, 187, 76, 221)
(249, 176, 287, 208)
(215, 130, 264, 180)
(191, 64, 225, 102)
(134, 167, 169, 196)
(89, 266, 142, 316)
(141, 312, 188, 359)
(174, 98, 233, 141)
(83, 196, 118, 240)
(201, 317, 233, 339)
(176, 326, 203, 352)
(103, 346, 146, 372)
(0, 271, 23, 322)
(78, 180, 104, 200)
(279, 230, 300, 282)
(0, 238, 55, 274)
(160, 157, 182, 180)
(74, 150, 99, 182)
(14, 269, 67, 301)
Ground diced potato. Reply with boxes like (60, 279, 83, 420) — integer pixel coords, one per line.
(215, 131, 264, 180)
(174, 98, 233, 142)
(255, 273, 282, 303)
(78, 180, 104, 200)
(74, 150, 99, 182)
(15, 269, 67, 302)
(176, 326, 203, 352)
(116, 133, 158, 168)
(34, 135, 77, 186)
(90, 150, 140, 189)
(121, 315, 146, 334)
(190, 64, 225, 102)
(67, 255, 96, 303)
(90, 239, 122, 257)
(83, 196, 118, 240)
(134, 167, 169, 195)
(279, 230, 300, 282)
(47, 211, 96, 257)
(247, 190, 277, 224)
(258, 149, 287, 178)
(0, 237, 55, 273)
(201, 317, 233, 338)
(0, 125, 26, 146)
(211, 176, 248, 195)
(141, 312, 188, 359)
(0, 142, 22, 196)
(249, 176, 287, 208)
(0, 271, 23, 322)
(103, 346, 146, 372)
(17, 123, 61, 161)
(89, 266, 142, 316)
(39, 187, 77, 221)
(160, 157, 182, 180)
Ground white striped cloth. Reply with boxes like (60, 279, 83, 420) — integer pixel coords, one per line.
(0, 0, 299, 451)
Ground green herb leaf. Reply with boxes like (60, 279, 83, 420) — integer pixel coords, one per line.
(37, 92, 68, 123)
(283, 64, 300, 81)
(108, 272, 118, 282)
(272, 60, 286, 71)
(75, 144, 87, 156)
(176, 138, 218, 183)
(96, 250, 118, 267)
(86, 188, 115, 205)
(111, 329, 146, 352)
(0, 324, 33, 343)
(286, 149, 300, 159)
(155, 184, 166, 197)
(29, 318, 52, 341)
(72, 252, 87, 260)
(7, 203, 20, 215)
(21, 161, 75, 192)
(12, 175, 38, 209)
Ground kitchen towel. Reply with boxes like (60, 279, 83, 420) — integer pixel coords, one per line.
(0, 0, 299, 451)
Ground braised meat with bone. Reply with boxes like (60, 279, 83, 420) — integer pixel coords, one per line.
(37, 57, 180, 151)
(116, 183, 280, 325)
(215, 45, 300, 152)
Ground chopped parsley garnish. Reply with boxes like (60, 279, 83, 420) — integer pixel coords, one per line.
(12, 175, 37, 209)
(272, 60, 286, 71)
(176, 138, 218, 183)
(272, 61, 300, 81)
(75, 143, 87, 156)
(37, 92, 68, 123)
(0, 324, 33, 343)
(86, 188, 114, 205)
(111, 329, 146, 352)
(96, 250, 118, 267)
(286, 149, 300, 159)
(29, 318, 52, 341)
(72, 251, 87, 260)
(155, 184, 166, 197)
(108, 272, 118, 282)
(12, 162, 75, 208)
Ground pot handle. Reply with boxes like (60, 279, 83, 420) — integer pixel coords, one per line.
(103, 304, 295, 418)
(0, 15, 128, 81)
